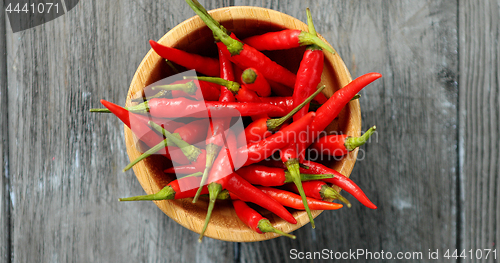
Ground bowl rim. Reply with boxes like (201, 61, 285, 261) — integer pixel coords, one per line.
(124, 5, 360, 242)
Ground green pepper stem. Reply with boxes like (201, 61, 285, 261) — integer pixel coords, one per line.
(286, 159, 315, 229)
(185, 0, 243, 55)
(152, 81, 198, 95)
(297, 32, 335, 54)
(216, 189, 230, 200)
(257, 219, 296, 239)
(148, 121, 202, 162)
(283, 172, 333, 183)
(181, 172, 203, 178)
(89, 101, 149, 114)
(241, 68, 257, 84)
(165, 59, 179, 73)
(118, 185, 175, 201)
(267, 85, 325, 132)
(193, 143, 221, 203)
(199, 182, 222, 242)
(321, 185, 352, 208)
(184, 76, 240, 94)
(123, 137, 171, 172)
(344, 125, 377, 151)
(306, 8, 317, 37)
(351, 94, 361, 101)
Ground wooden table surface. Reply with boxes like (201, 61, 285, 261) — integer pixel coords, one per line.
(0, 0, 498, 262)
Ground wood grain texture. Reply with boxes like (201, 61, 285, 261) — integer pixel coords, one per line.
(459, 0, 500, 262)
(1, 0, 12, 262)
(234, 0, 459, 262)
(5, 1, 233, 262)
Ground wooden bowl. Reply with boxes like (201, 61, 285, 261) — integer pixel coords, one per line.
(124, 6, 360, 242)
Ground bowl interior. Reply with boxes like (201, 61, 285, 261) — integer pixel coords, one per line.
(125, 6, 359, 242)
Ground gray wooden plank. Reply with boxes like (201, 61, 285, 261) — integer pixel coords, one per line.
(234, 1, 459, 262)
(5, 1, 234, 262)
(1, 0, 12, 262)
(459, 1, 500, 262)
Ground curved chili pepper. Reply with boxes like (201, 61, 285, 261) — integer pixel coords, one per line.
(241, 68, 271, 97)
(310, 126, 376, 156)
(192, 47, 236, 203)
(292, 8, 326, 162)
(98, 100, 190, 165)
(186, 0, 297, 88)
(304, 73, 382, 156)
(238, 112, 316, 167)
(279, 142, 315, 228)
(149, 40, 220, 77)
(242, 30, 334, 53)
(225, 173, 297, 223)
(300, 160, 377, 209)
(123, 119, 209, 171)
(199, 130, 237, 242)
(116, 98, 287, 118)
(232, 200, 296, 239)
(231, 187, 343, 211)
(118, 174, 207, 201)
(239, 87, 324, 145)
(237, 165, 332, 186)
(284, 181, 351, 208)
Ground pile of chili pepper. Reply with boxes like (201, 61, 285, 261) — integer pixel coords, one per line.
(90, 0, 382, 242)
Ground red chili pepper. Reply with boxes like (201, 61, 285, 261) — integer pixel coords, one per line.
(259, 96, 294, 112)
(192, 47, 236, 203)
(291, 8, 326, 161)
(242, 30, 334, 53)
(310, 126, 376, 156)
(279, 142, 316, 228)
(199, 130, 238, 242)
(300, 160, 377, 209)
(152, 80, 220, 101)
(164, 165, 199, 175)
(239, 87, 324, 145)
(238, 112, 316, 167)
(231, 187, 343, 211)
(118, 174, 208, 201)
(98, 100, 190, 165)
(149, 40, 220, 77)
(225, 173, 298, 223)
(123, 119, 210, 171)
(148, 121, 208, 171)
(121, 98, 288, 118)
(232, 200, 296, 239)
(241, 68, 271, 97)
(305, 73, 382, 156)
(186, 0, 297, 88)
(284, 181, 352, 208)
(236, 165, 332, 186)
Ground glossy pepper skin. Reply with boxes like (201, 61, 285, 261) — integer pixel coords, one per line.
(231, 187, 343, 210)
(149, 40, 220, 77)
(304, 73, 382, 157)
(241, 29, 334, 53)
(232, 200, 296, 239)
(300, 160, 377, 210)
(126, 98, 288, 118)
(237, 112, 316, 167)
(236, 165, 332, 186)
